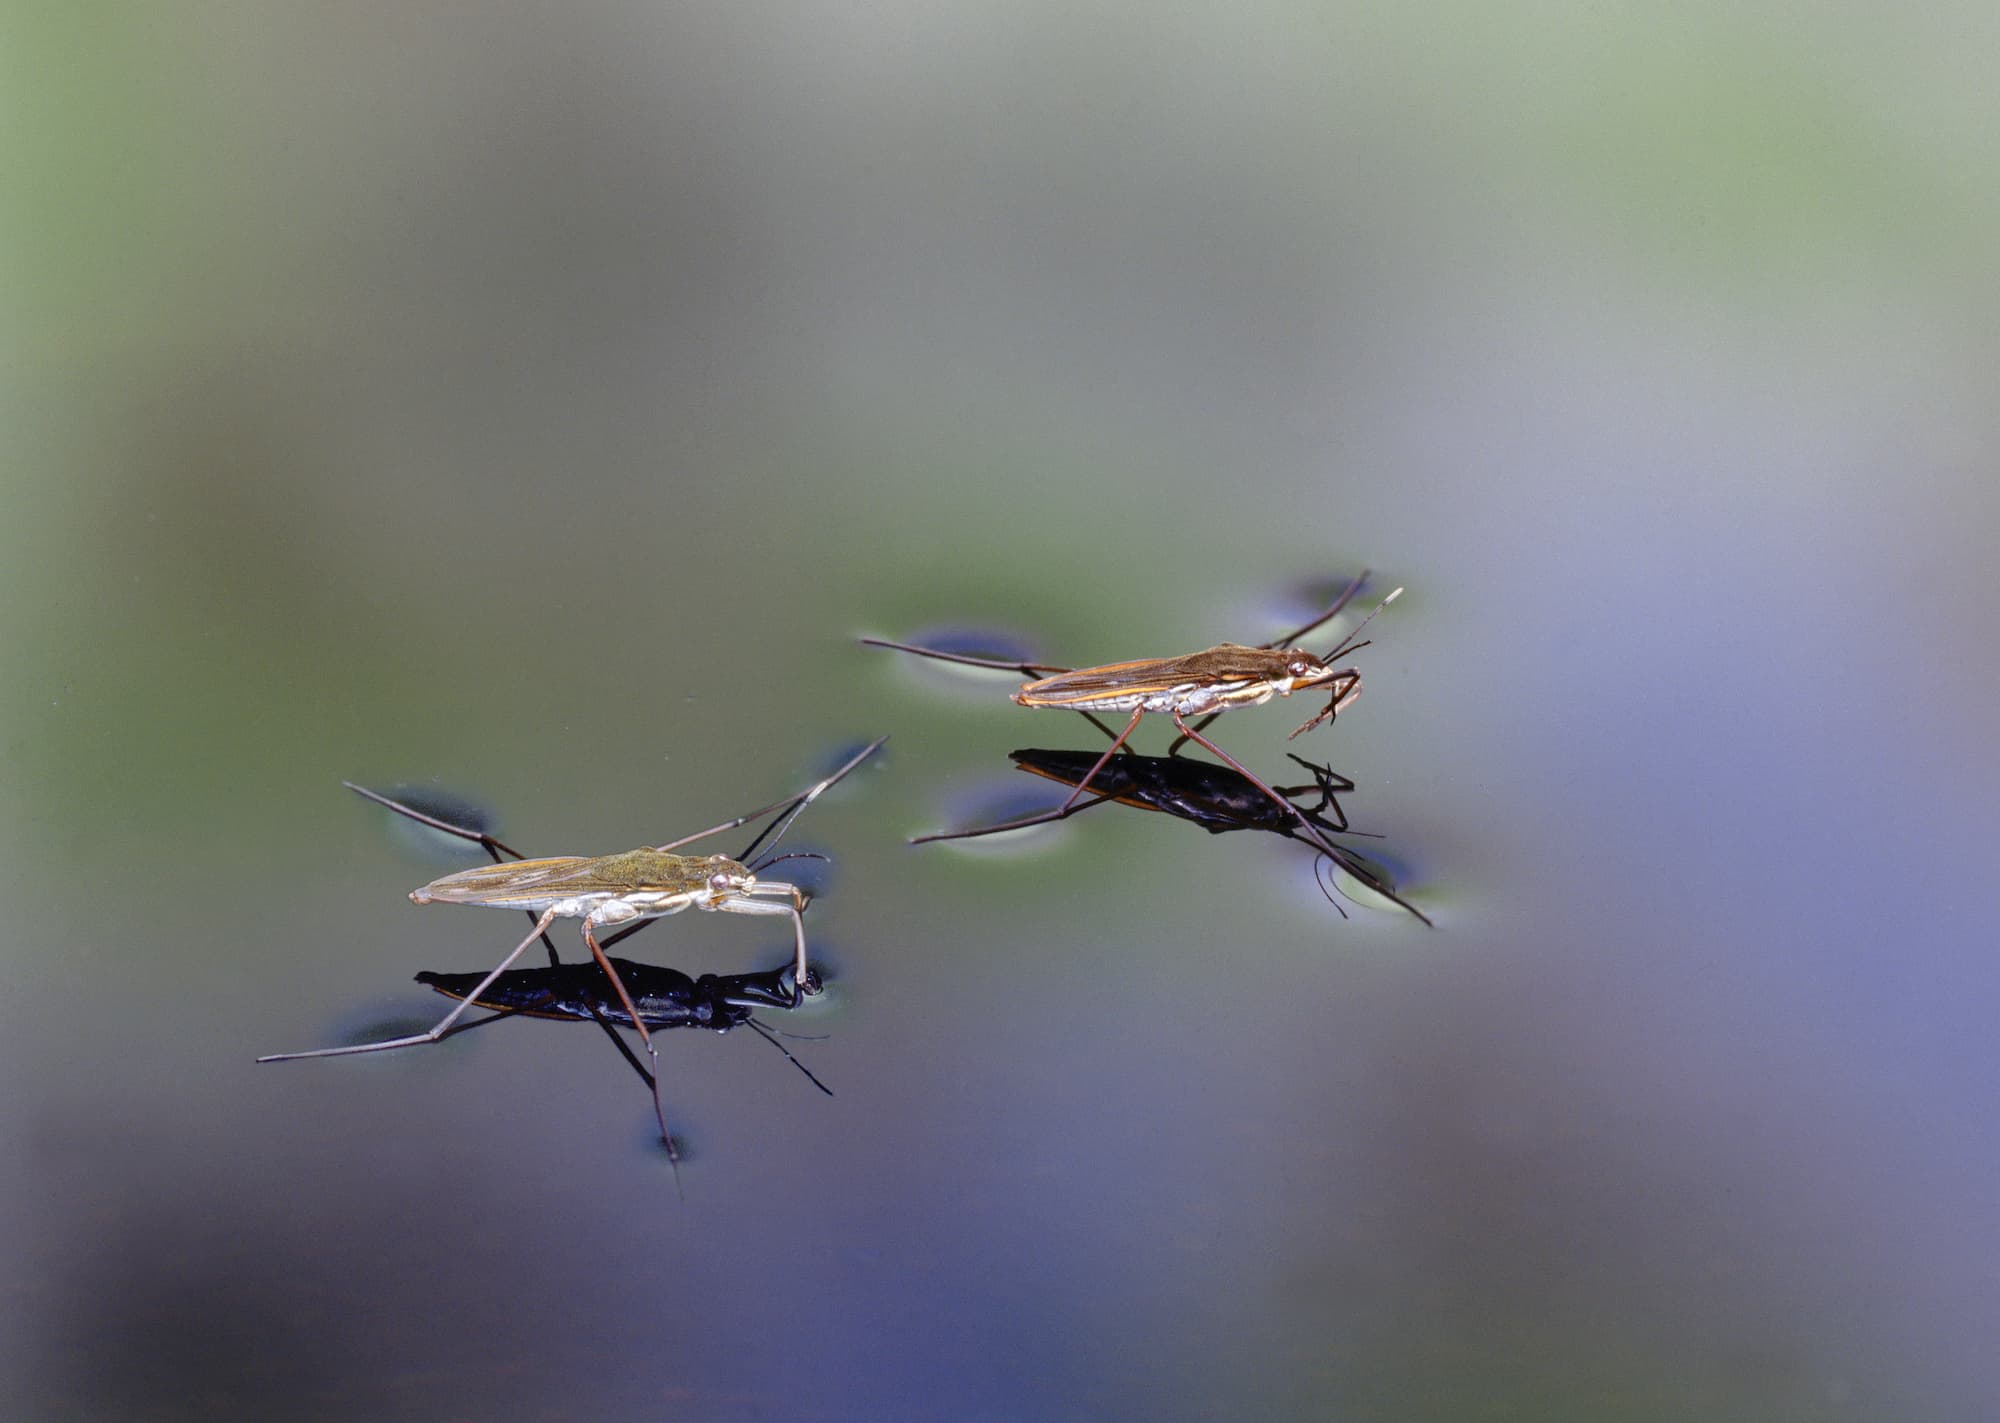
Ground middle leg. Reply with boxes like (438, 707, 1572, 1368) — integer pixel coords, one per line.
(1169, 713, 1344, 860)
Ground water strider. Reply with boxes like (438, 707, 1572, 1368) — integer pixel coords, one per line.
(260, 737, 885, 1174)
(922, 747, 1432, 926)
(864, 572, 1401, 855)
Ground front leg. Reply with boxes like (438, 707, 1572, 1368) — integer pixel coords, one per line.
(1287, 669, 1363, 740)
(715, 890, 812, 989)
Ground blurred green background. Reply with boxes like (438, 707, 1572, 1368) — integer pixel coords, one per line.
(5, 3, 1996, 1419)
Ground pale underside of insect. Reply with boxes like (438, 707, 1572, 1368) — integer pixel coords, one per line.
(259, 736, 886, 1179)
(864, 574, 1399, 858)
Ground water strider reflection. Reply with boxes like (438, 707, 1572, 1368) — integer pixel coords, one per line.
(416, 957, 824, 1029)
(940, 746, 1432, 926)
(415, 956, 835, 1101)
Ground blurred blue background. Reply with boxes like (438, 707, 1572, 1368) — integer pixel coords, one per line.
(4, 3, 1996, 1419)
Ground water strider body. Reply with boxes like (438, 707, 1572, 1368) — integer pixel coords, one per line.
(405, 845, 812, 990)
(1011, 641, 1363, 728)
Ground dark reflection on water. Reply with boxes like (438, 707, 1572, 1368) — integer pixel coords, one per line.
(1006, 746, 1361, 839)
(414, 957, 823, 1031)
(418, 958, 837, 1151)
(921, 746, 1434, 924)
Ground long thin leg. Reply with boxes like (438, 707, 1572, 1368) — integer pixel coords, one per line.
(1054, 709, 1146, 814)
(578, 919, 676, 1165)
(1316, 847, 1435, 927)
(785, 898, 807, 986)
(734, 735, 888, 865)
(907, 707, 1133, 844)
(654, 735, 888, 859)
(579, 922, 658, 1058)
(649, 770, 857, 855)
(1165, 715, 1217, 758)
(259, 909, 561, 1062)
(583, 1007, 660, 1086)
(1071, 706, 1140, 746)
(1283, 753, 1355, 796)
(1169, 715, 1345, 860)
(651, 794, 806, 854)
(859, 636, 1069, 678)
(711, 890, 812, 987)
(342, 781, 529, 860)
(1286, 669, 1365, 740)
(1274, 753, 1354, 835)
(744, 1018, 834, 1095)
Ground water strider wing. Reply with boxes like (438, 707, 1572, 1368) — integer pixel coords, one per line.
(1017, 645, 1284, 708)
(412, 849, 719, 908)
(410, 856, 594, 906)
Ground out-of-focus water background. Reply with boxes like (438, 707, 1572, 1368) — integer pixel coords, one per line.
(5, 4, 1997, 1420)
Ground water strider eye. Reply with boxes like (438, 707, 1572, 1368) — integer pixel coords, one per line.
(708, 871, 734, 894)
(1289, 658, 1313, 677)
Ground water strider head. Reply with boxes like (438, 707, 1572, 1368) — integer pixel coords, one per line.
(700, 852, 755, 900)
(697, 851, 821, 935)
(1272, 647, 1341, 694)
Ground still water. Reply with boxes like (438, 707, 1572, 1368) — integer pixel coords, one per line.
(7, 6, 1998, 1420)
